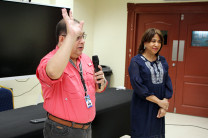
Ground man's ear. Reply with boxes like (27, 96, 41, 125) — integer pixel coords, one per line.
(59, 35, 65, 43)
(58, 35, 65, 46)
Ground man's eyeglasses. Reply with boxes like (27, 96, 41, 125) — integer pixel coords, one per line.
(61, 33, 87, 41)
(77, 33, 87, 40)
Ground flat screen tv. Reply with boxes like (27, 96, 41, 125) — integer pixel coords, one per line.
(0, 0, 69, 78)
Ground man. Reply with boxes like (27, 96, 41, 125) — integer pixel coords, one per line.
(36, 9, 107, 138)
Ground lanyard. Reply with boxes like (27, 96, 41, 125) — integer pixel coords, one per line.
(69, 59, 88, 96)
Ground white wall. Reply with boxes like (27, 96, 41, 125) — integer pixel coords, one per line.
(0, 76, 42, 109)
(73, 0, 95, 57)
(92, 0, 128, 88)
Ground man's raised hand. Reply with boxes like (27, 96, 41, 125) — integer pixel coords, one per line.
(61, 9, 84, 40)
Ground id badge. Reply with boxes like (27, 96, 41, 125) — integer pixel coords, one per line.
(85, 95, 93, 108)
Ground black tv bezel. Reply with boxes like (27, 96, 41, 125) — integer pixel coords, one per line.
(0, 0, 70, 79)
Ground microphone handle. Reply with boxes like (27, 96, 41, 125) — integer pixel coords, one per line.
(95, 65, 101, 89)
(98, 82, 101, 89)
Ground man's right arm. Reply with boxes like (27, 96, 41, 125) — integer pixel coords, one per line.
(46, 36, 76, 80)
(46, 9, 84, 80)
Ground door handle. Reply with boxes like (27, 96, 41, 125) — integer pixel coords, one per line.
(178, 40, 185, 61)
(172, 40, 178, 61)
(172, 63, 176, 67)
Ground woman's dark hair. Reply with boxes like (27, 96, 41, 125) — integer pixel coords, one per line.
(138, 28, 164, 56)
(55, 18, 80, 44)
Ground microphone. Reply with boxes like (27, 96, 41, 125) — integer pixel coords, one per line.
(92, 55, 101, 89)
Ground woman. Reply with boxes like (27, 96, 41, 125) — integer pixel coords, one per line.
(128, 28, 173, 138)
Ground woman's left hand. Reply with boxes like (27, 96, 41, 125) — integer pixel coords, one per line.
(157, 108, 166, 118)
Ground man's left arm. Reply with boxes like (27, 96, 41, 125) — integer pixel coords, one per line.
(94, 65, 108, 93)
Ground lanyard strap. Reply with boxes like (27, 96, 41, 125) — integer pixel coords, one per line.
(69, 59, 88, 95)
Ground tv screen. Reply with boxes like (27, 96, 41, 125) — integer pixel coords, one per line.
(0, 0, 68, 78)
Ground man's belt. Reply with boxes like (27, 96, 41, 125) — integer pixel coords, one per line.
(48, 114, 91, 130)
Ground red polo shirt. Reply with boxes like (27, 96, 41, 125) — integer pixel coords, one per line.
(36, 46, 97, 123)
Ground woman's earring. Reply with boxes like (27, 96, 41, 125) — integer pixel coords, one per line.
(144, 45, 146, 49)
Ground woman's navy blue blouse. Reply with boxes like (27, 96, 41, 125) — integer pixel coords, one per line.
(128, 54, 173, 138)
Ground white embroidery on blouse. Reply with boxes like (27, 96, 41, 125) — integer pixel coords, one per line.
(141, 56, 164, 84)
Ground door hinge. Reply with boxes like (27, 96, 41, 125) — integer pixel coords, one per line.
(181, 14, 184, 21)
(174, 107, 176, 113)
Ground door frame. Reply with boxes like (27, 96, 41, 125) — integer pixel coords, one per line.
(125, 2, 208, 114)
(125, 2, 208, 89)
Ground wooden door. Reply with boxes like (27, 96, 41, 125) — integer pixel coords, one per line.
(175, 13, 208, 117)
(125, 2, 208, 117)
(135, 13, 180, 112)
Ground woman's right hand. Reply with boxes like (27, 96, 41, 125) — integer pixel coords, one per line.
(157, 108, 167, 118)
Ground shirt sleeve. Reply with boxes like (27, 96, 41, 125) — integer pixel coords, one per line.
(128, 58, 154, 99)
(161, 56, 173, 99)
(165, 74, 173, 99)
(163, 59, 173, 99)
(36, 57, 64, 86)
